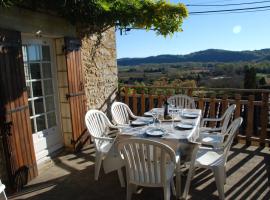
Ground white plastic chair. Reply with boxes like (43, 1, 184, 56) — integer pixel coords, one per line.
(0, 179, 7, 200)
(199, 104, 236, 147)
(117, 138, 178, 200)
(167, 94, 196, 109)
(183, 117, 243, 200)
(85, 109, 125, 187)
(111, 102, 138, 125)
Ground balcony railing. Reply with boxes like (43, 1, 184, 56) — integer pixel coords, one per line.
(118, 85, 270, 146)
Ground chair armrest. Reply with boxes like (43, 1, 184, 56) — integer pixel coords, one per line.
(201, 117, 222, 125)
(92, 135, 114, 142)
(108, 124, 121, 130)
(200, 127, 222, 133)
(130, 115, 139, 120)
(200, 145, 225, 153)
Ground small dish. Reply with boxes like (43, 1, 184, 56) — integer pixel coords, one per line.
(131, 120, 147, 126)
(175, 123, 193, 130)
(181, 113, 198, 119)
(145, 128, 165, 137)
(144, 112, 153, 117)
(138, 117, 154, 123)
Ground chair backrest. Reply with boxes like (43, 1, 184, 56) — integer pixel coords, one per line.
(85, 109, 114, 150)
(222, 117, 243, 161)
(111, 102, 136, 125)
(220, 104, 236, 133)
(168, 94, 196, 109)
(0, 179, 6, 199)
(117, 138, 176, 187)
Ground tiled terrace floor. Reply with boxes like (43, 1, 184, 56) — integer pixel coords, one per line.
(9, 144, 270, 200)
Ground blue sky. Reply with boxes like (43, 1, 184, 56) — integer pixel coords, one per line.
(116, 0, 270, 58)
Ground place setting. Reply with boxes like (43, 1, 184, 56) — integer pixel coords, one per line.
(130, 117, 154, 126)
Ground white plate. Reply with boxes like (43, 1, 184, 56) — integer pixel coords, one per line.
(181, 113, 198, 119)
(131, 120, 147, 126)
(144, 112, 153, 117)
(138, 117, 154, 123)
(145, 128, 165, 137)
(175, 123, 193, 129)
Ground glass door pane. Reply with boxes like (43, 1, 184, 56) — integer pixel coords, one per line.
(23, 44, 57, 134)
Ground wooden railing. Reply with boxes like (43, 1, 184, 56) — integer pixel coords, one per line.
(118, 85, 270, 146)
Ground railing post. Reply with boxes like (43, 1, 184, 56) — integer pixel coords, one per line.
(260, 92, 269, 145)
(235, 94, 241, 119)
(141, 90, 145, 115)
(246, 95, 255, 145)
(221, 94, 229, 116)
(158, 92, 164, 108)
(132, 89, 138, 115)
(209, 94, 216, 127)
(124, 86, 129, 106)
(187, 88, 193, 96)
(235, 94, 241, 141)
(149, 89, 154, 110)
(198, 93, 204, 111)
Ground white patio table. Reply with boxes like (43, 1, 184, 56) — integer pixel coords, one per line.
(103, 108, 202, 196)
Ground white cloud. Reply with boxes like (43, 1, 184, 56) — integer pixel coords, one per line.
(233, 25, 242, 34)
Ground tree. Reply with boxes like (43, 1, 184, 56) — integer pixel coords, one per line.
(244, 66, 257, 89)
(0, 0, 188, 36)
(259, 77, 266, 86)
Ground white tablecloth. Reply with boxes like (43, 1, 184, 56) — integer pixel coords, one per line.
(103, 109, 202, 173)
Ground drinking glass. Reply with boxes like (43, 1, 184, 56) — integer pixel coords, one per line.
(177, 106, 184, 120)
(170, 109, 179, 130)
(152, 111, 158, 127)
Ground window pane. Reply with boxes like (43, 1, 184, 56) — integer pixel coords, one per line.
(47, 112, 56, 128)
(22, 46, 28, 62)
(31, 118, 36, 133)
(26, 82, 32, 98)
(45, 96, 55, 112)
(28, 100, 33, 116)
(24, 64, 30, 81)
(29, 63, 41, 79)
(42, 63, 52, 78)
(27, 45, 41, 61)
(32, 81, 43, 97)
(34, 98, 44, 114)
(44, 80, 53, 95)
(42, 46, 50, 61)
(36, 115, 46, 132)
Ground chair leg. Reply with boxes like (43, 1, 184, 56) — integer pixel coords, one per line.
(175, 171, 181, 198)
(171, 178, 176, 197)
(182, 166, 195, 200)
(213, 167, 225, 200)
(95, 152, 103, 181)
(2, 192, 7, 200)
(163, 181, 171, 200)
(224, 167, 227, 185)
(127, 183, 136, 200)
(117, 168, 125, 188)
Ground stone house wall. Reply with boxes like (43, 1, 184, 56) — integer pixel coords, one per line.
(81, 28, 118, 117)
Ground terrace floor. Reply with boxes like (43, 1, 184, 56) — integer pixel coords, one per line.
(9, 143, 270, 200)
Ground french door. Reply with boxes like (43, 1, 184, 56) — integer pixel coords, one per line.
(22, 37, 63, 164)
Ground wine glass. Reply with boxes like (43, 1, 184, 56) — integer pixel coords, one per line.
(152, 111, 158, 127)
(169, 109, 178, 130)
(170, 99, 176, 111)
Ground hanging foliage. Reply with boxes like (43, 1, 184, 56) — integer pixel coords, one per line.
(0, 0, 188, 36)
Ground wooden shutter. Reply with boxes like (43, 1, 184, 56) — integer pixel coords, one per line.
(0, 28, 37, 190)
(64, 37, 88, 152)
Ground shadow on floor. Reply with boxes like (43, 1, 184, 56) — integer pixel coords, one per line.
(9, 144, 270, 200)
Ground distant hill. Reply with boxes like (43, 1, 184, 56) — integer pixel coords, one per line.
(117, 49, 270, 66)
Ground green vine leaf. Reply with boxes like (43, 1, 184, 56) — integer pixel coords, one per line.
(0, 0, 188, 36)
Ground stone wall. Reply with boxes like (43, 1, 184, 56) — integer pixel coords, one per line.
(81, 28, 118, 116)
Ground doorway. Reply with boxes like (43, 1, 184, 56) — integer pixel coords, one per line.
(22, 37, 63, 165)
